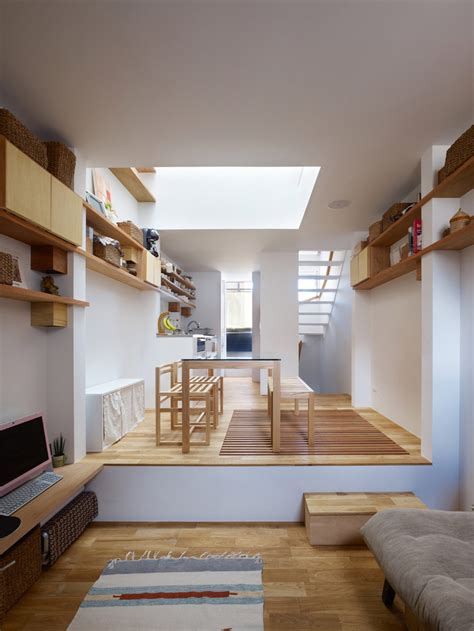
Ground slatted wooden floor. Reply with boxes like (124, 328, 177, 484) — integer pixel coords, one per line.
(83, 378, 429, 466)
(2, 522, 406, 631)
(220, 409, 408, 455)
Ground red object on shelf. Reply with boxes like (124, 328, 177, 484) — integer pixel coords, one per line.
(413, 218, 422, 254)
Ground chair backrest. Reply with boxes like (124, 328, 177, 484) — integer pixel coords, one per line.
(155, 363, 177, 393)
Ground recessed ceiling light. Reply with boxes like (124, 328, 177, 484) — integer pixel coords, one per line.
(328, 199, 351, 209)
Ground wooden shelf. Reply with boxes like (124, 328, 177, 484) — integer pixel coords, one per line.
(84, 201, 145, 250)
(169, 270, 196, 290)
(0, 284, 89, 306)
(84, 251, 150, 290)
(423, 222, 474, 253)
(370, 156, 474, 248)
(161, 274, 195, 300)
(0, 209, 79, 252)
(84, 251, 194, 306)
(355, 252, 422, 290)
(109, 168, 156, 203)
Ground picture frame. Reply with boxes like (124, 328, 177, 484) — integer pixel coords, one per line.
(85, 191, 107, 217)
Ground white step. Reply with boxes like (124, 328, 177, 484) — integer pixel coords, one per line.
(298, 275, 340, 280)
(299, 324, 326, 335)
(299, 314, 329, 324)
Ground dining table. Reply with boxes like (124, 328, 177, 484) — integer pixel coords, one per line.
(180, 355, 281, 454)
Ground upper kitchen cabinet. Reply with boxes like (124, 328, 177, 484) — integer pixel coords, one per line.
(0, 135, 83, 247)
(0, 136, 51, 230)
(51, 177, 83, 246)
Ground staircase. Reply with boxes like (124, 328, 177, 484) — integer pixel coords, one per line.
(298, 250, 346, 337)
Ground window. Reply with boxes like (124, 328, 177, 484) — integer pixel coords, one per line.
(225, 281, 252, 353)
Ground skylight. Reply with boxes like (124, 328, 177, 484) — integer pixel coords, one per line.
(146, 167, 320, 230)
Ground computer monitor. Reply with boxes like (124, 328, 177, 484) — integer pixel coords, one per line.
(0, 414, 52, 497)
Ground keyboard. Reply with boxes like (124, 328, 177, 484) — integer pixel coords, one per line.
(0, 471, 63, 516)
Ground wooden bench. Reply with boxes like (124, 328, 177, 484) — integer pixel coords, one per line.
(268, 375, 315, 447)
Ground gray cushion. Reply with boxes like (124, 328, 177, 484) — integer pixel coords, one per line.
(361, 509, 474, 631)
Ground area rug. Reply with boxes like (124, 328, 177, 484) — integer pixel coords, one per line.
(219, 409, 408, 456)
(68, 553, 264, 630)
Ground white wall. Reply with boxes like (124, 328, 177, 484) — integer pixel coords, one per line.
(371, 273, 422, 436)
(187, 271, 222, 336)
(299, 253, 352, 395)
(260, 252, 298, 391)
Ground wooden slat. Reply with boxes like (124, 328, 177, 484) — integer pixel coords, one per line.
(219, 410, 409, 456)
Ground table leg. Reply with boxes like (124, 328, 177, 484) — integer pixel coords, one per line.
(182, 363, 190, 453)
(308, 392, 315, 447)
(272, 361, 281, 452)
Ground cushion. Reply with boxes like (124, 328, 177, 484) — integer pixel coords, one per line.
(361, 509, 474, 631)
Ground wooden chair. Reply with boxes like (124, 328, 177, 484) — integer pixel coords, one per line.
(155, 363, 214, 447)
(268, 374, 315, 447)
(174, 361, 223, 426)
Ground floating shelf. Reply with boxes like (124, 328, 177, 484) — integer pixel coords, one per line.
(136, 167, 156, 174)
(84, 251, 195, 307)
(355, 252, 422, 290)
(0, 209, 79, 252)
(84, 201, 145, 250)
(0, 285, 89, 306)
(370, 156, 474, 248)
(109, 168, 156, 203)
(84, 251, 150, 290)
(169, 270, 196, 290)
(423, 223, 474, 253)
(161, 274, 195, 300)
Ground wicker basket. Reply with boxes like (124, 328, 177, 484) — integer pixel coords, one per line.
(0, 526, 42, 621)
(0, 252, 14, 285)
(382, 202, 414, 232)
(93, 235, 121, 267)
(117, 221, 144, 246)
(449, 209, 471, 233)
(44, 141, 76, 189)
(0, 109, 48, 169)
(444, 125, 474, 178)
(368, 220, 383, 242)
(42, 491, 98, 567)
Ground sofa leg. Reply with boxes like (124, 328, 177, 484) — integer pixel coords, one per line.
(382, 579, 396, 609)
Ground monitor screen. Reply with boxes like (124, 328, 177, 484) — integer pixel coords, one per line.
(0, 416, 50, 494)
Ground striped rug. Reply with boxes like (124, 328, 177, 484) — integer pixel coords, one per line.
(219, 409, 408, 456)
(68, 554, 264, 630)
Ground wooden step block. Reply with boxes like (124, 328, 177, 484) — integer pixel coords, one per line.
(304, 492, 426, 546)
(31, 245, 68, 274)
(31, 302, 68, 328)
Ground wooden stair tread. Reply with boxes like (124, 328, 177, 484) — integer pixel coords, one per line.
(304, 492, 426, 516)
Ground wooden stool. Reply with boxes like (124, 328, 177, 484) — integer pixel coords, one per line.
(268, 375, 315, 447)
(174, 361, 223, 423)
(304, 492, 427, 546)
(155, 364, 214, 447)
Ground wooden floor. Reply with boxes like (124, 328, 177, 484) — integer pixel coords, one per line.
(83, 378, 429, 466)
(3, 522, 406, 630)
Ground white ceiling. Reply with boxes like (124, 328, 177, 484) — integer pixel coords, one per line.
(1, 0, 472, 273)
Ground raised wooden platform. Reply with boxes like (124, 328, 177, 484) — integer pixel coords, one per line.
(304, 492, 426, 546)
(82, 378, 429, 466)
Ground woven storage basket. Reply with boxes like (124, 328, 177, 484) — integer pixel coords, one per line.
(117, 221, 144, 246)
(0, 252, 14, 285)
(44, 141, 76, 189)
(368, 220, 383, 242)
(449, 209, 471, 233)
(0, 109, 48, 168)
(382, 202, 413, 232)
(42, 491, 98, 567)
(0, 526, 42, 621)
(93, 236, 121, 267)
(444, 125, 474, 178)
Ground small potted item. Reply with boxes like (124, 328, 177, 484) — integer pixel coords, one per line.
(41, 275, 60, 295)
(51, 434, 67, 468)
(449, 208, 470, 233)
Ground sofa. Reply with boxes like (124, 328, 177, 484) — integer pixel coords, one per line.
(361, 509, 474, 631)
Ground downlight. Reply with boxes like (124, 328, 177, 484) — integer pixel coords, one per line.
(328, 199, 351, 209)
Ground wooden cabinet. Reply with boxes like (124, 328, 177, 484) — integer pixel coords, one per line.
(51, 177, 83, 246)
(351, 247, 390, 287)
(0, 138, 51, 230)
(0, 136, 83, 247)
(143, 251, 161, 287)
